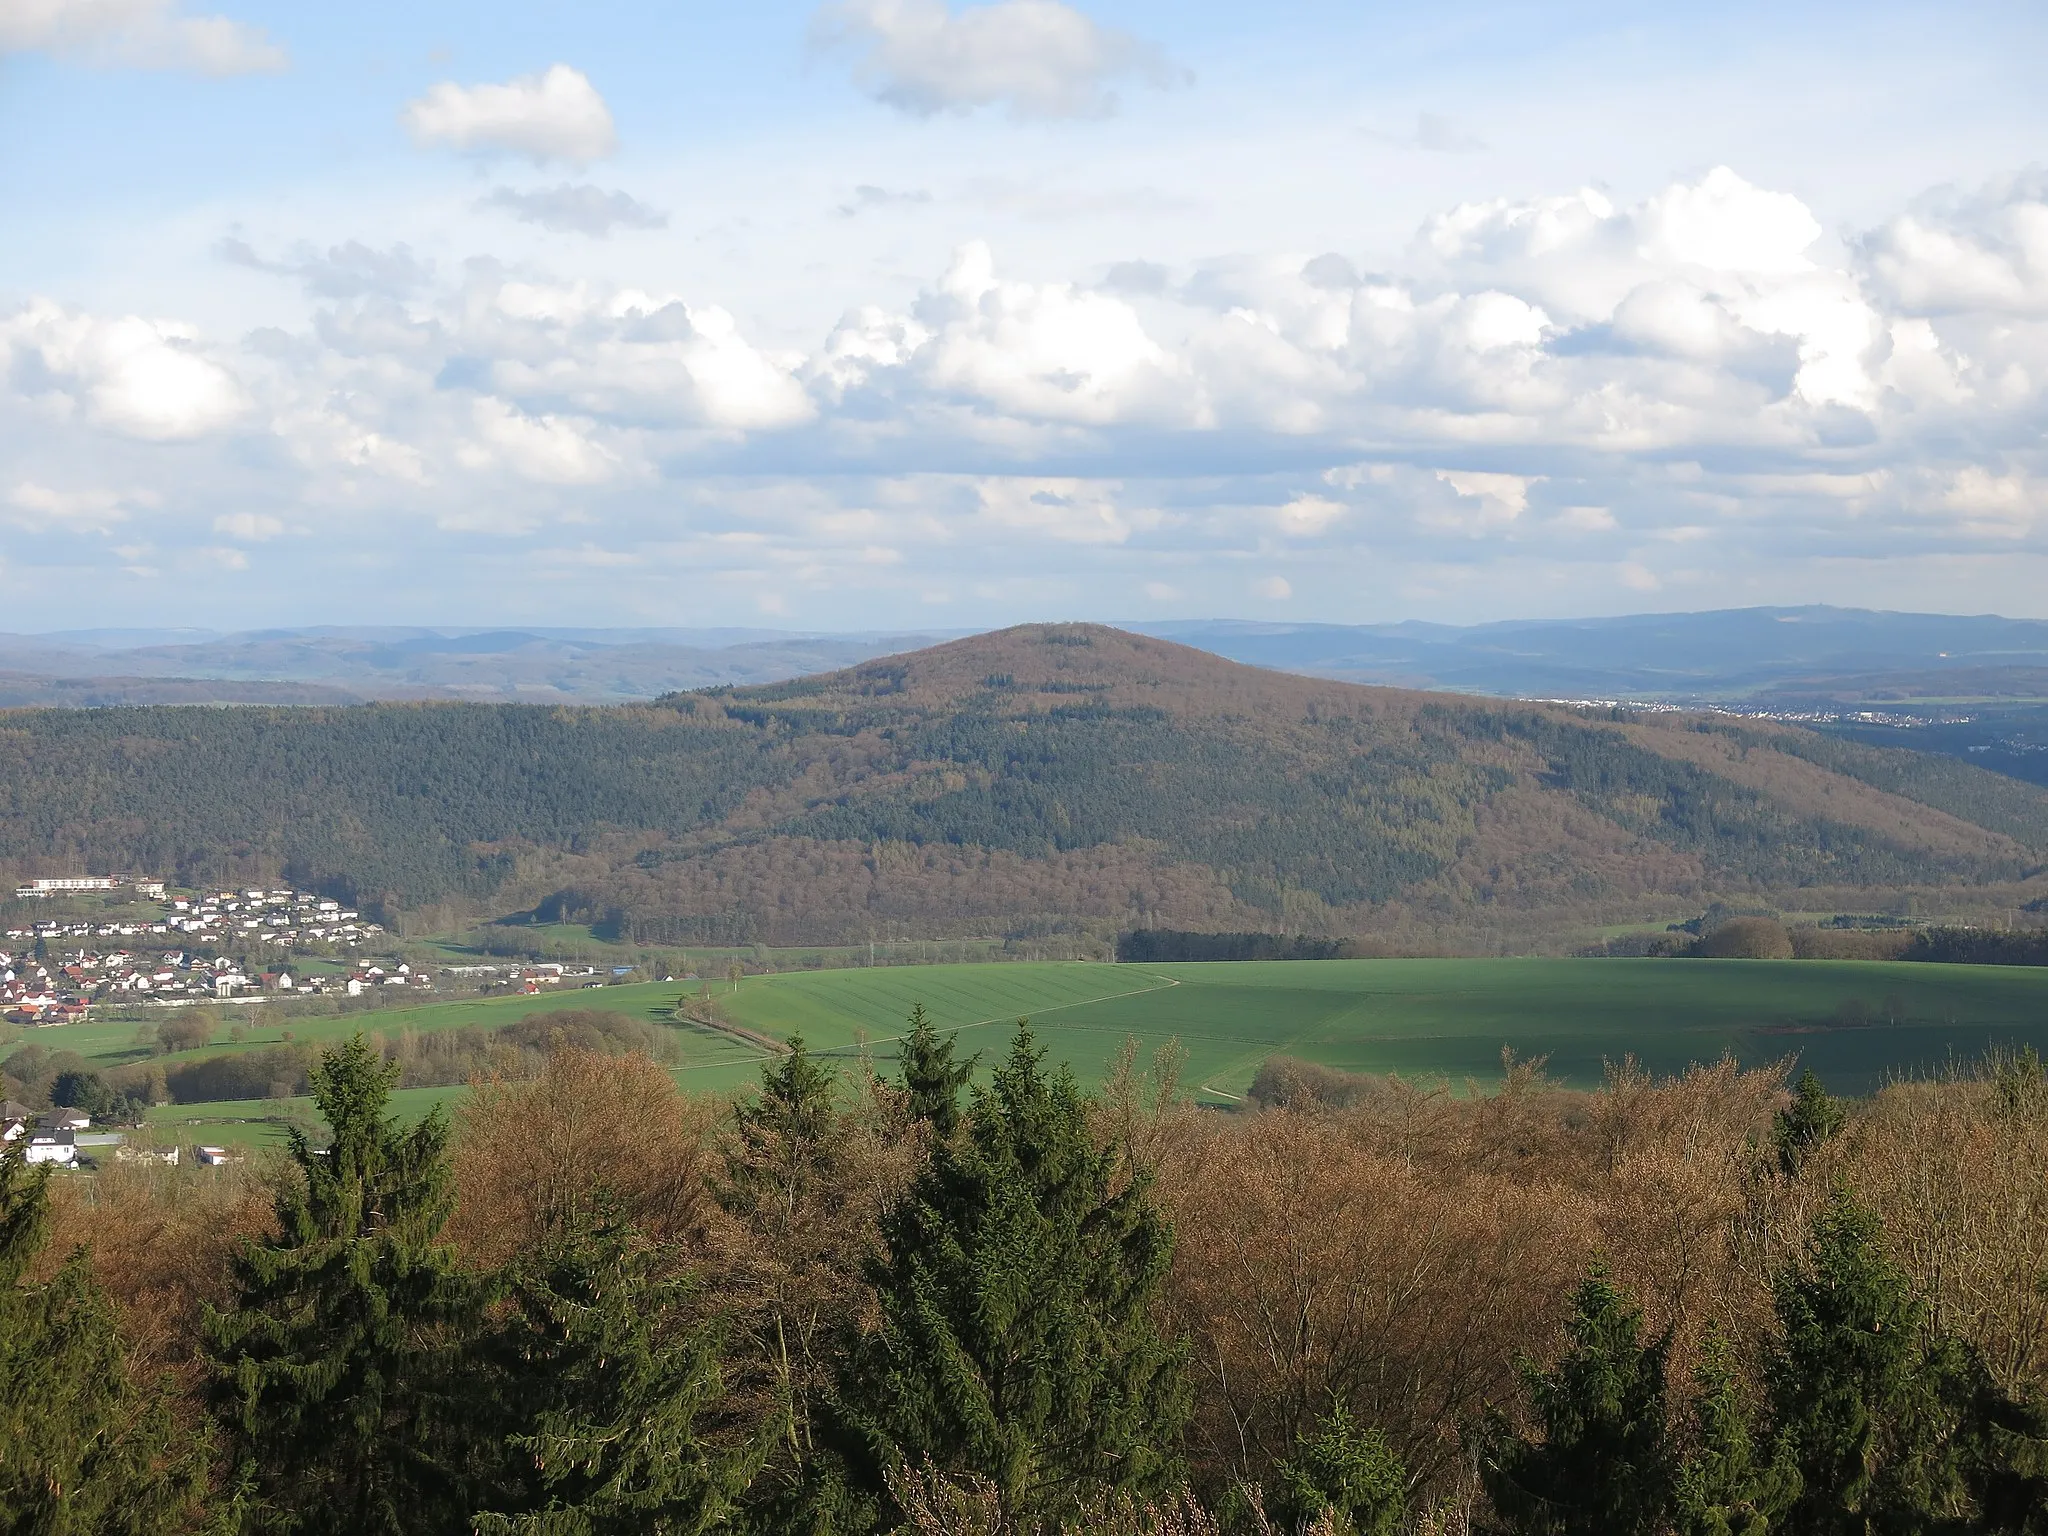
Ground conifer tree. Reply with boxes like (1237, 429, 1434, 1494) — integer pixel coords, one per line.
(472, 1209, 772, 1535)
(206, 1034, 488, 1536)
(1773, 1070, 1846, 1179)
(896, 1004, 975, 1139)
(718, 1036, 842, 1228)
(0, 1146, 207, 1536)
(1766, 1191, 1971, 1534)
(1481, 1268, 1674, 1536)
(1673, 1327, 1793, 1536)
(1269, 1405, 1408, 1536)
(832, 1020, 1190, 1527)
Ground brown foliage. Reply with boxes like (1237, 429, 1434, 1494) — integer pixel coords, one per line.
(1789, 926, 1916, 960)
(1692, 916, 1794, 959)
(448, 1047, 720, 1266)
(42, 1160, 273, 1390)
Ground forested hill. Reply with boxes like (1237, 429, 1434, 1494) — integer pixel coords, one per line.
(3, 624, 2046, 945)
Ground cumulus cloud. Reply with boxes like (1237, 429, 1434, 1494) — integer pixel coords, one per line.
(403, 65, 616, 164)
(0, 0, 285, 72)
(2, 300, 247, 439)
(481, 184, 667, 236)
(15, 164, 2048, 615)
(811, 0, 1174, 119)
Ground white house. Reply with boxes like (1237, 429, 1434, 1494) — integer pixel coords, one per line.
(24, 1128, 76, 1166)
(41, 1107, 90, 1132)
(196, 1145, 241, 1166)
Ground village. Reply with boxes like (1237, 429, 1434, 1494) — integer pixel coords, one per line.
(2, 877, 618, 1025)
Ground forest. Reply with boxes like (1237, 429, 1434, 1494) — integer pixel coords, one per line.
(3, 626, 2047, 951)
(6, 1015, 2048, 1534)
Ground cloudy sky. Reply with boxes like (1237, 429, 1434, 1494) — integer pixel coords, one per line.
(3, 0, 2046, 630)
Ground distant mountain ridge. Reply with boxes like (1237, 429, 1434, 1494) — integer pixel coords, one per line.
(4, 624, 2043, 949)
(7, 606, 2048, 709)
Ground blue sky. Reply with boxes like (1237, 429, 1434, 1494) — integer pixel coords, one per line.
(3, 0, 2046, 629)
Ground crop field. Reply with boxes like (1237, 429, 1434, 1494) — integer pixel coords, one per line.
(717, 957, 2048, 1100)
(25, 959, 2048, 1145)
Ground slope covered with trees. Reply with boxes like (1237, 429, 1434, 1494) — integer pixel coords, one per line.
(2, 625, 2044, 945)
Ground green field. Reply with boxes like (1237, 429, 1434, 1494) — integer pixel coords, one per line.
(26, 960, 2048, 1142)
(714, 958, 2048, 1101)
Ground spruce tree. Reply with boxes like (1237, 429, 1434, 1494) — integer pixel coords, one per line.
(1673, 1327, 1793, 1536)
(718, 1036, 842, 1226)
(1773, 1070, 1846, 1179)
(896, 1004, 975, 1139)
(472, 1209, 772, 1534)
(205, 1034, 488, 1536)
(1269, 1405, 1408, 1536)
(1766, 1191, 1971, 1534)
(0, 1146, 207, 1536)
(1481, 1268, 1674, 1536)
(832, 1019, 1190, 1527)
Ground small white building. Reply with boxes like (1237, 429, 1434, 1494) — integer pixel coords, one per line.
(196, 1145, 241, 1166)
(24, 1128, 76, 1166)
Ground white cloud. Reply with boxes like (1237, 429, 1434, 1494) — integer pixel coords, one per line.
(975, 477, 1139, 543)
(481, 184, 667, 237)
(811, 0, 1172, 119)
(2, 299, 247, 439)
(1274, 494, 1344, 536)
(1861, 177, 2048, 317)
(8, 480, 131, 530)
(403, 65, 616, 164)
(0, 0, 285, 72)
(213, 511, 283, 541)
(1252, 575, 1292, 600)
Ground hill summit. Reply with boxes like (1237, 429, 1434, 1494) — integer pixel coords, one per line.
(3, 623, 2045, 947)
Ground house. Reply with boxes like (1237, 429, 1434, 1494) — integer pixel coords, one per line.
(24, 1128, 76, 1166)
(41, 1107, 91, 1132)
(196, 1145, 241, 1166)
(260, 970, 294, 991)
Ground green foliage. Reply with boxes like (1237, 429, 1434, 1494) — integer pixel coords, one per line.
(1481, 1268, 1674, 1536)
(471, 1211, 771, 1535)
(896, 1004, 975, 1139)
(1269, 1405, 1408, 1536)
(717, 1037, 843, 1223)
(204, 1035, 489, 1536)
(0, 1147, 208, 1535)
(1672, 1328, 1794, 1536)
(832, 1020, 1191, 1527)
(1774, 1070, 1847, 1179)
(1765, 1192, 1973, 1534)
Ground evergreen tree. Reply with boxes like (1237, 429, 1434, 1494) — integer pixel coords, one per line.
(0, 1146, 207, 1536)
(205, 1034, 488, 1536)
(1269, 1405, 1408, 1536)
(718, 1036, 842, 1227)
(1481, 1268, 1674, 1536)
(472, 1209, 773, 1535)
(896, 1004, 975, 1139)
(1766, 1192, 1972, 1534)
(1773, 1070, 1846, 1180)
(1673, 1327, 1794, 1536)
(832, 1020, 1191, 1527)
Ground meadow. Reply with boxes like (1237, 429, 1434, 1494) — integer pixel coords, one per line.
(25, 956, 2041, 1147)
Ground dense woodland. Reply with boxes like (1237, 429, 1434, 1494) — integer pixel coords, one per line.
(7, 1016, 2048, 1533)
(4, 626, 2047, 950)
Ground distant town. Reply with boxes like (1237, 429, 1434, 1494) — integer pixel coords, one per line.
(2, 876, 622, 1025)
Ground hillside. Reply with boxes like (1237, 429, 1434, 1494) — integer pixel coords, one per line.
(3, 624, 2046, 946)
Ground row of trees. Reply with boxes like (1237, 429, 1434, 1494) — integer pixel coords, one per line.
(6, 1027, 2048, 1532)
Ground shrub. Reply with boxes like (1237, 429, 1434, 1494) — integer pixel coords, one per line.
(1693, 917, 1793, 960)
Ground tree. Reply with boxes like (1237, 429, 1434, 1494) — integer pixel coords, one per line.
(832, 1019, 1191, 1528)
(471, 1209, 772, 1535)
(1269, 1405, 1408, 1536)
(1766, 1192, 1972, 1534)
(0, 1147, 207, 1535)
(1773, 1070, 1846, 1180)
(1672, 1327, 1793, 1536)
(1481, 1268, 1674, 1536)
(896, 1003, 975, 1139)
(205, 1034, 488, 1536)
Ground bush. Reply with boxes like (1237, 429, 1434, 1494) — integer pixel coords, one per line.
(1693, 917, 1793, 960)
(1789, 927, 1914, 961)
(1247, 1056, 1379, 1111)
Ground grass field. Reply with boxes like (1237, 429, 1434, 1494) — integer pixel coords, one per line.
(25, 960, 2048, 1142)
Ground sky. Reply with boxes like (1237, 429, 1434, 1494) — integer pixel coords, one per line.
(2, 0, 2047, 631)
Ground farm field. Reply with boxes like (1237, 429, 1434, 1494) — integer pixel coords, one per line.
(23, 960, 2048, 1144)
(714, 957, 2048, 1100)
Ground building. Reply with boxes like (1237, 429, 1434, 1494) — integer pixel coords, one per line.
(196, 1145, 242, 1167)
(24, 1128, 76, 1166)
(14, 876, 122, 897)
